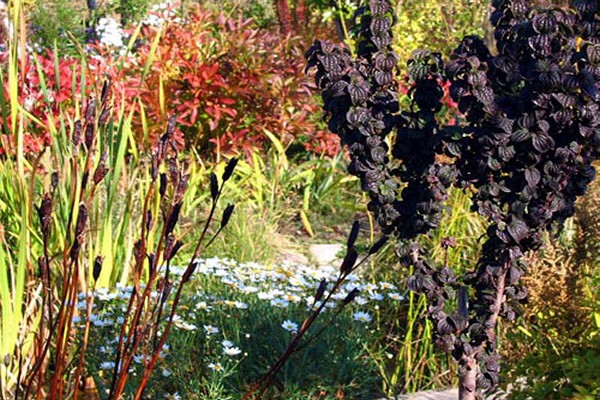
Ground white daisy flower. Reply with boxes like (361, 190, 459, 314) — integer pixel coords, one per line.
(173, 315, 197, 331)
(204, 325, 219, 335)
(223, 346, 242, 356)
(353, 311, 372, 323)
(99, 361, 115, 370)
(354, 296, 368, 305)
(281, 319, 299, 333)
(369, 292, 384, 301)
(270, 298, 289, 308)
(195, 301, 212, 311)
(388, 292, 405, 301)
(208, 362, 224, 372)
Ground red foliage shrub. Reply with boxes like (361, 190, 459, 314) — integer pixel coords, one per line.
(0, 51, 82, 153)
(1, 6, 339, 158)
(123, 7, 337, 157)
(0, 48, 123, 154)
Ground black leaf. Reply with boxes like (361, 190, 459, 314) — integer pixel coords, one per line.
(524, 167, 541, 188)
(445, 141, 461, 157)
(512, 128, 532, 142)
(221, 204, 235, 229)
(458, 286, 469, 318)
(340, 246, 358, 275)
(369, 0, 391, 15)
(210, 173, 219, 202)
(369, 236, 389, 255)
(222, 158, 238, 182)
(93, 256, 103, 282)
(532, 133, 555, 153)
(348, 221, 360, 248)
(348, 81, 370, 105)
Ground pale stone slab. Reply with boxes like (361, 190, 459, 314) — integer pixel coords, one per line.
(309, 243, 344, 266)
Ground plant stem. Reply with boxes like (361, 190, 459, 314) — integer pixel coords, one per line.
(458, 354, 478, 400)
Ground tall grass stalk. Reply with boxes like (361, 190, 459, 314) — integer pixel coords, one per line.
(0, 1, 40, 396)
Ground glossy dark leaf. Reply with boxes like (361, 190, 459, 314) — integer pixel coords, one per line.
(348, 81, 370, 105)
(532, 133, 555, 153)
(445, 141, 461, 157)
(512, 128, 532, 142)
(497, 145, 515, 161)
(437, 318, 454, 335)
(369, 0, 391, 15)
(458, 286, 469, 318)
(371, 32, 391, 49)
(507, 217, 528, 243)
(370, 15, 392, 34)
(524, 167, 541, 188)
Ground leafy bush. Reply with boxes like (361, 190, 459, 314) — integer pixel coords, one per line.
(2, 5, 339, 159)
(501, 173, 600, 399)
(196, 0, 277, 28)
(0, 46, 125, 155)
(307, 1, 600, 398)
(27, 0, 87, 52)
(123, 6, 336, 156)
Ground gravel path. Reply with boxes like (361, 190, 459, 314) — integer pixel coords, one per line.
(392, 389, 458, 399)
(379, 388, 510, 400)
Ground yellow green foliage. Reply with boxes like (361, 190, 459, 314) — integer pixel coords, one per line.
(393, 0, 489, 68)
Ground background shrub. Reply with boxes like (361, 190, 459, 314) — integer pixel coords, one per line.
(123, 7, 335, 157)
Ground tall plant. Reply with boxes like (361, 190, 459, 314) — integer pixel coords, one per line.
(306, 0, 600, 398)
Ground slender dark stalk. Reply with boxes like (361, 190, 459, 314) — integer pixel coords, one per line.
(71, 288, 96, 400)
(131, 182, 231, 399)
(242, 234, 386, 400)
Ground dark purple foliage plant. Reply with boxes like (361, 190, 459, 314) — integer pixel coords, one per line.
(306, 0, 600, 398)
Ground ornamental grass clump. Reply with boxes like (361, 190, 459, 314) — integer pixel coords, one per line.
(5, 76, 238, 399)
(307, 0, 600, 398)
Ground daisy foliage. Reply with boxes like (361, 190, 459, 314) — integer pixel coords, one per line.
(75, 256, 406, 398)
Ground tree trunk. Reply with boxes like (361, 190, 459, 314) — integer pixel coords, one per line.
(294, 0, 308, 31)
(274, 0, 292, 35)
(458, 355, 478, 400)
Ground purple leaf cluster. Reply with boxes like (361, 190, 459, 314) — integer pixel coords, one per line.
(307, 0, 600, 398)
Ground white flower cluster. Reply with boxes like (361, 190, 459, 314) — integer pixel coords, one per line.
(96, 17, 124, 48)
(74, 256, 406, 381)
(142, 1, 181, 27)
